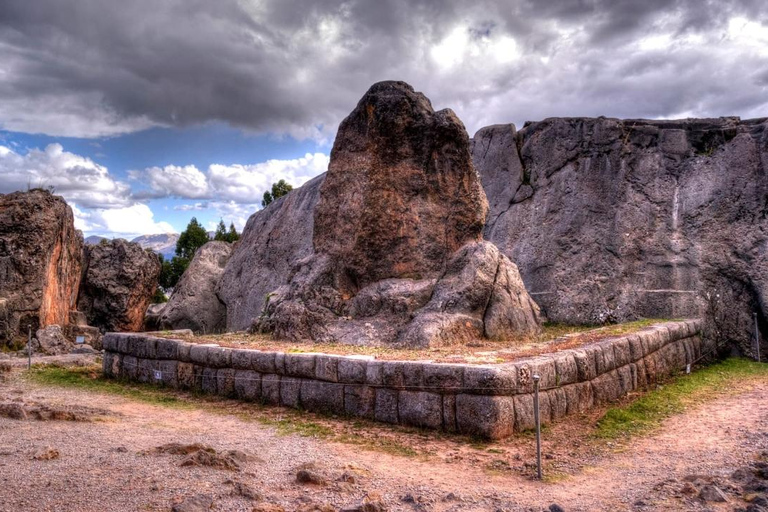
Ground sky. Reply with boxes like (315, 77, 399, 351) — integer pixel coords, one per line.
(1, 0, 767, 238)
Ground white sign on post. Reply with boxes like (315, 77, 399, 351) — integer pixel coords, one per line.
(75, 336, 86, 345)
(154, 370, 162, 381)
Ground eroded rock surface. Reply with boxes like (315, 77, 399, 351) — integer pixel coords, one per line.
(0, 190, 83, 348)
(159, 241, 232, 333)
(78, 239, 161, 332)
(257, 81, 541, 346)
(472, 116, 768, 355)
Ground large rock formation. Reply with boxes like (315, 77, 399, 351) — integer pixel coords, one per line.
(472, 116, 768, 356)
(256, 81, 541, 346)
(78, 238, 161, 332)
(217, 174, 325, 331)
(0, 190, 83, 348)
(156, 241, 232, 332)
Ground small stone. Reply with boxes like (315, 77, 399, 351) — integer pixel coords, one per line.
(296, 468, 326, 485)
(171, 494, 214, 512)
(698, 484, 728, 502)
(549, 505, 566, 512)
(233, 481, 261, 501)
(32, 446, 60, 460)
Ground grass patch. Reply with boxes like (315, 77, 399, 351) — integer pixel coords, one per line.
(595, 357, 768, 440)
(27, 364, 193, 409)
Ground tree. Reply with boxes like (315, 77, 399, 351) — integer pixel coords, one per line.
(175, 217, 209, 260)
(227, 222, 240, 242)
(261, 179, 293, 207)
(158, 253, 190, 291)
(213, 219, 228, 242)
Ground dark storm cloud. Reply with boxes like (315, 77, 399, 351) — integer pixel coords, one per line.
(0, 0, 766, 139)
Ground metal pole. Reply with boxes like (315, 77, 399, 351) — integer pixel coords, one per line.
(27, 325, 32, 369)
(755, 312, 761, 363)
(533, 374, 542, 480)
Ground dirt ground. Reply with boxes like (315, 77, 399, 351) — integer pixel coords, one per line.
(0, 359, 766, 512)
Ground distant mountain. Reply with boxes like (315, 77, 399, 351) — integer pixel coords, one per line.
(84, 235, 107, 245)
(130, 233, 180, 260)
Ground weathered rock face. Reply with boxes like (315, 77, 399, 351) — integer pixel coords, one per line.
(217, 174, 324, 331)
(256, 81, 541, 346)
(0, 190, 83, 348)
(158, 241, 232, 333)
(34, 325, 71, 355)
(472, 116, 768, 356)
(78, 238, 161, 332)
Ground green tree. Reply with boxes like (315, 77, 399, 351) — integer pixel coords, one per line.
(261, 179, 293, 207)
(227, 222, 240, 242)
(158, 254, 190, 291)
(213, 219, 228, 241)
(175, 217, 209, 260)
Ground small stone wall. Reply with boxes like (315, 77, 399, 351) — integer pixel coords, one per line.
(102, 320, 706, 439)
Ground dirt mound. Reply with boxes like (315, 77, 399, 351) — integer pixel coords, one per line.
(0, 400, 115, 421)
(153, 442, 251, 471)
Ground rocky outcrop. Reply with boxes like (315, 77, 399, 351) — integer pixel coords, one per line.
(472, 116, 768, 356)
(34, 325, 71, 355)
(217, 174, 325, 331)
(0, 190, 83, 348)
(78, 238, 161, 333)
(256, 81, 541, 346)
(157, 241, 232, 333)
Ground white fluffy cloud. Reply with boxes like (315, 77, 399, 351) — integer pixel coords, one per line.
(136, 152, 329, 204)
(72, 203, 174, 238)
(0, 143, 131, 208)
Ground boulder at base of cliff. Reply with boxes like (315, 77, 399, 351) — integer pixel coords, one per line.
(158, 241, 232, 333)
(256, 81, 541, 347)
(78, 239, 161, 333)
(0, 190, 84, 349)
(34, 325, 71, 355)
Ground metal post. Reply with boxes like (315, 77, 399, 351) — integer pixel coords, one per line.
(755, 312, 761, 363)
(533, 374, 542, 480)
(27, 325, 32, 369)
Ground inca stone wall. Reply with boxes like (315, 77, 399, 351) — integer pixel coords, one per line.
(103, 319, 705, 439)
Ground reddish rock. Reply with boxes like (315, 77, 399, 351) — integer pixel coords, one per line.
(78, 238, 161, 332)
(0, 190, 83, 348)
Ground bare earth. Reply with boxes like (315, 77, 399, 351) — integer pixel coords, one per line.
(0, 360, 766, 512)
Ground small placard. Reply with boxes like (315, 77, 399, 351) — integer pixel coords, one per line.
(153, 370, 162, 380)
(75, 336, 86, 345)
(685, 364, 691, 374)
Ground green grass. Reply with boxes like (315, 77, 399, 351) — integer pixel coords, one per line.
(27, 364, 193, 409)
(595, 358, 768, 439)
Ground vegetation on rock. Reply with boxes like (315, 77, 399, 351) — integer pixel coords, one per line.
(261, 179, 293, 207)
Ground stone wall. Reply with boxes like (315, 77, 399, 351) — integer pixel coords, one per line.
(103, 319, 706, 439)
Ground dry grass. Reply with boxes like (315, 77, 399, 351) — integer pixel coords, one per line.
(152, 318, 674, 364)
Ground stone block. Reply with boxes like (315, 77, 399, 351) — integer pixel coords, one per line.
(537, 390, 552, 423)
(343, 385, 375, 419)
(634, 359, 647, 388)
(102, 352, 114, 377)
(137, 358, 156, 383)
(513, 394, 535, 431)
(529, 356, 557, 389)
(102, 334, 119, 352)
(422, 364, 464, 390)
(314, 355, 340, 382)
(591, 370, 622, 404)
(280, 377, 301, 408)
(456, 394, 515, 439)
(667, 322, 687, 341)
(639, 329, 661, 354)
(617, 365, 633, 395)
(442, 394, 457, 432)
(208, 346, 231, 368)
(382, 361, 423, 390)
(110, 353, 123, 378)
(190, 345, 213, 365)
(612, 337, 631, 367)
(365, 360, 384, 386)
(516, 362, 534, 394)
(122, 355, 138, 380)
(192, 365, 205, 390)
(201, 367, 218, 394)
(301, 380, 344, 414)
(596, 342, 616, 374)
(177, 342, 192, 362)
(627, 334, 644, 360)
(337, 356, 370, 384)
(177, 362, 196, 390)
(135, 337, 158, 359)
(374, 388, 399, 424)
(251, 351, 276, 374)
(549, 387, 567, 421)
(234, 370, 261, 401)
(260, 374, 280, 405)
(655, 325, 671, 346)
(398, 391, 442, 429)
(155, 338, 178, 360)
(563, 384, 580, 415)
(158, 360, 178, 388)
(462, 365, 516, 395)
(284, 353, 316, 378)
(553, 353, 578, 386)
(119, 335, 134, 355)
(217, 368, 236, 397)
(572, 349, 596, 381)
(230, 349, 253, 370)
(575, 381, 593, 412)
(274, 352, 286, 375)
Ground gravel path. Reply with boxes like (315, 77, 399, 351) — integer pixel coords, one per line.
(0, 364, 766, 511)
